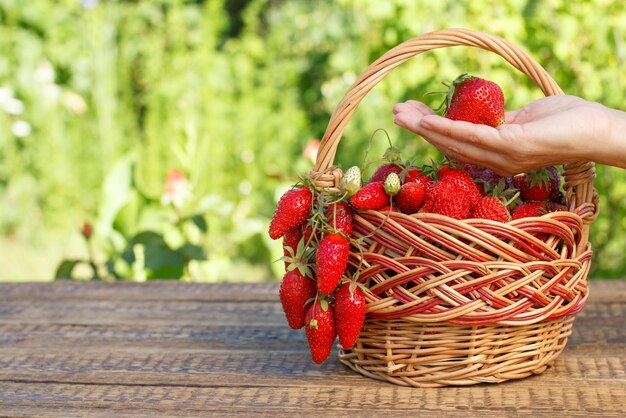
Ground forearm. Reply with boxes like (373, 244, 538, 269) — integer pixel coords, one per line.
(594, 105, 626, 169)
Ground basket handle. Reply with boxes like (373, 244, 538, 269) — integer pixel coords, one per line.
(311, 28, 597, 221)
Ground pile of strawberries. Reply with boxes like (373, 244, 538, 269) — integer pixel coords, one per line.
(268, 73, 570, 364)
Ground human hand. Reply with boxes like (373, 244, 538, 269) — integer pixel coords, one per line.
(393, 95, 609, 176)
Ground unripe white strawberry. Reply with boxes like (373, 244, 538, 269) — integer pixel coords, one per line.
(384, 172, 401, 196)
(341, 166, 361, 197)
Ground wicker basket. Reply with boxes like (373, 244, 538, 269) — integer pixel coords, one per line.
(309, 28, 599, 387)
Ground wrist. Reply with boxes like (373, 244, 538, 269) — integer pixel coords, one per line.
(597, 104, 626, 169)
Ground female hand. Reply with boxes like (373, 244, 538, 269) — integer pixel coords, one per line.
(392, 95, 612, 176)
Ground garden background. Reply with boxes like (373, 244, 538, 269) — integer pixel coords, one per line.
(1, 0, 625, 282)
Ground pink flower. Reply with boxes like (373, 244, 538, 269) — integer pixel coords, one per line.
(161, 169, 190, 209)
(303, 139, 320, 165)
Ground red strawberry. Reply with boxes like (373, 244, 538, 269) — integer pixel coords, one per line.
(422, 181, 471, 219)
(369, 163, 402, 183)
(395, 182, 426, 214)
(403, 166, 432, 189)
(438, 166, 482, 209)
(324, 201, 353, 235)
(471, 196, 509, 222)
(316, 233, 350, 295)
(546, 166, 563, 202)
(378, 205, 399, 213)
(334, 283, 366, 349)
(511, 202, 547, 220)
(305, 300, 337, 364)
(269, 187, 312, 240)
(279, 270, 316, 329)
(444, 73, 505, 127)
(350, 181, 389, 211)
(282, 228, 303, 269)
(517, 170, 551, 201)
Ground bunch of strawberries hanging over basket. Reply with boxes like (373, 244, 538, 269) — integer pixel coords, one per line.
(268, 73, 569, 364)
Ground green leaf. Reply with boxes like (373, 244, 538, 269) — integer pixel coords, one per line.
(97, 154, 136, 235)
(190, 214, 208, 233)
(177, 243, 207, 261)
(54, 260, 80, 280)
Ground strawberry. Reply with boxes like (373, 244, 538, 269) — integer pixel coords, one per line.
(301, 222, 317, 246)
(444, 73, 505, 127)
(378, 205, 399, 213)
(511, 202, 547, 220)
(316, 233, 350, 295)
(471, 196, 509, 222)
(350, 181, 389, 211)
(546, 166, 563, 202)
(384, 172, 401, 196)
(438, 166, 481, 209)
(395, 182, 426, 214)
(279, 270, 316, 329)
(269, 187, 312, 240)
(305, 300, 337, 364)
(334, 283, 366, 349)
(324, 201, 353, 236)
(422, 181, 471, 219)
(282, 228, 303, 269)
(403, 166, 432, 189)
(517, 170, 552, 201)
(340, 166, 362, 197)
(369, 163, 402, 183)
(547, 202, 568, 212)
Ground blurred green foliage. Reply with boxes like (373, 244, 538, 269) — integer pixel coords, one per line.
(0, 0, 624, 281)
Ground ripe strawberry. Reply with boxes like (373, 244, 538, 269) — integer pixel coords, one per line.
(369, 163, 402, 183)
(546, 166, 562, 202)
(403, 166, 432, 189)
(279, 270, 316, 329)
(316, 233, 350, 295)
(269, 187, 312, 240)
(324, 201, 353, 236)
(511, 202, 547, 220)
(378, 205, 399, 213)
(395, 182, 426, 214)
(282, 228, 303, 269)
(471, 196, 509, 222)
(444, 73, 505, 127)
(301, 223, 317, 246)
(547, 202, 568, 212)
(422, 181, 471, 219)
(350, 181, 389, 211)
(517, 170, 552, 201)
(438, 166, 481, 209)
(334, 283, 366, 349)
(305, 300, 337, 364)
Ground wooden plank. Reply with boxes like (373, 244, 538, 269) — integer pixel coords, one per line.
(0, 346, 624, 388)
(0, 380, 624, 416)
(0, 299, 286, 326)
(0, 281, 279, 302)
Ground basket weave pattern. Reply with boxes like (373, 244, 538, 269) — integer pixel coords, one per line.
(309, 29, 598, 387)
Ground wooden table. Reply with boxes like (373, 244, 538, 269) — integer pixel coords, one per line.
(0, 280, 624, 417)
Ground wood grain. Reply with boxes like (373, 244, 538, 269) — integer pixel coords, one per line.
(0, 280, 624, 417)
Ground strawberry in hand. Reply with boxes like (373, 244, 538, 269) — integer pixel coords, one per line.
(444, 73, 505, 127)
